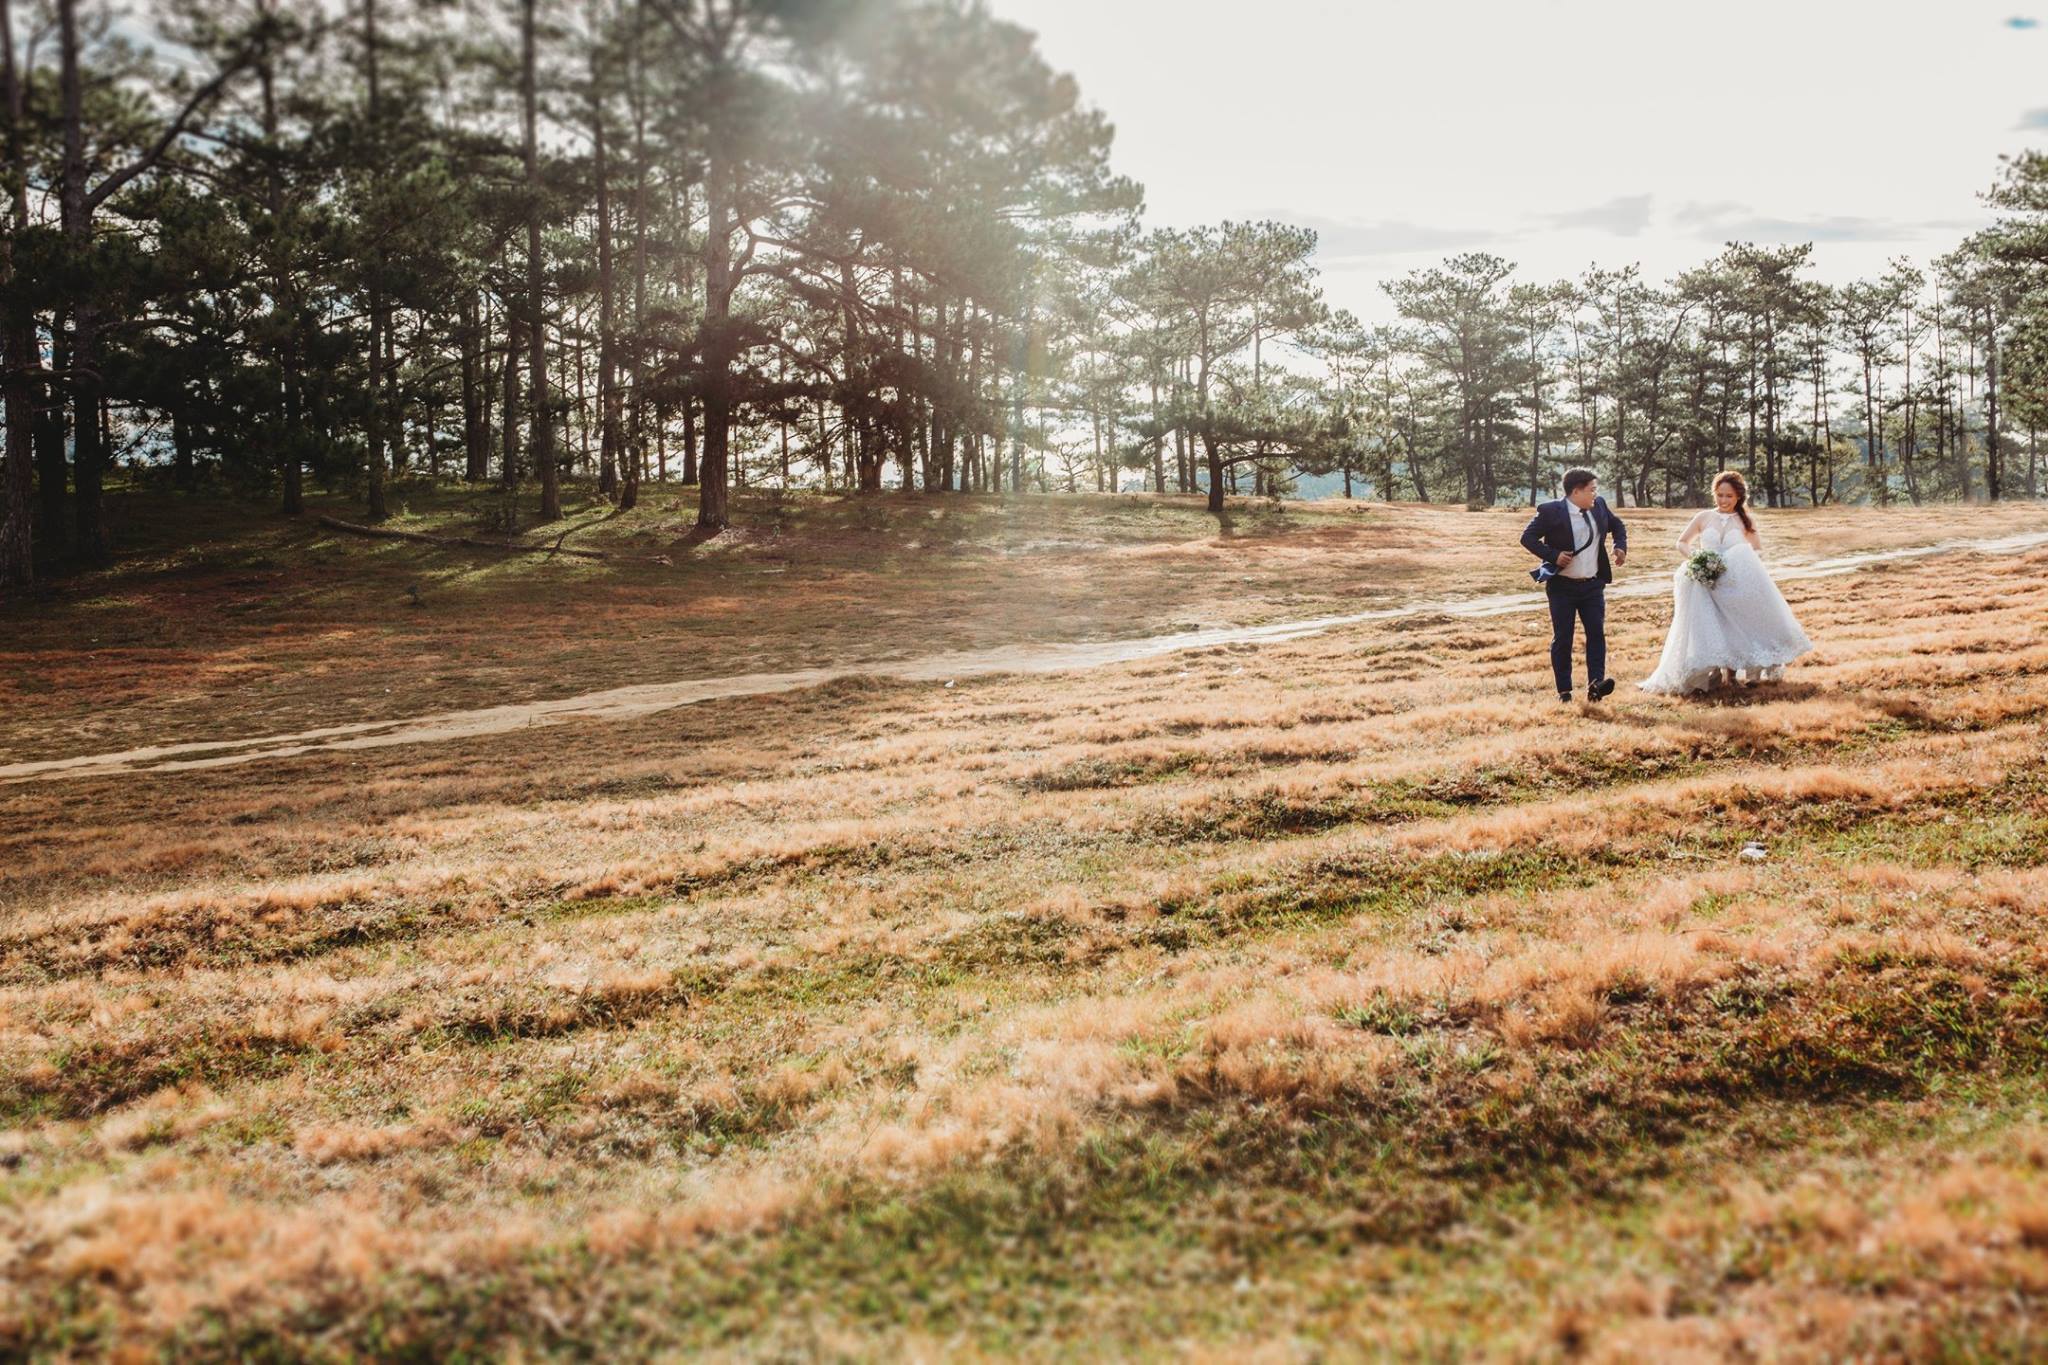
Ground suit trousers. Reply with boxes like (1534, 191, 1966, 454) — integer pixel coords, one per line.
(1545, 575, 1606, 695)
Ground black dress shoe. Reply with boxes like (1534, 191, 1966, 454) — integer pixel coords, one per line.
(1589, 677, 1617, 701)
(1559, 691, 1574, 704)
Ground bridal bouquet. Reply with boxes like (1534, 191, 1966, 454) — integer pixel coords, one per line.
(1684, 549, 1727, 588)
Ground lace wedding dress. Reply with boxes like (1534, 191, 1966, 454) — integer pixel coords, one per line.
(1640, 510, 1814, 695)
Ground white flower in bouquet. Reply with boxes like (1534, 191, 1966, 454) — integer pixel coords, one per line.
(1685, 549, 1727, 588)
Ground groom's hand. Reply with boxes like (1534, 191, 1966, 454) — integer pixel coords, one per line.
(1555, 551, 1574, 569)
(1614, 549, 1627, 567)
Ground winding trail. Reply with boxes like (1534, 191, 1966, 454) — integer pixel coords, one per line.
(7, 528, 2046, 785)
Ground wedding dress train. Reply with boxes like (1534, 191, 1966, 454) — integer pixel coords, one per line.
(1640, 510, 1813, 695)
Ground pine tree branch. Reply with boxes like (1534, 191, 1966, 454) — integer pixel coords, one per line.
(86, 45, 260, 214)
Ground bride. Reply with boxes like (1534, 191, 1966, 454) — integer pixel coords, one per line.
(1640, 470, 1814, 695)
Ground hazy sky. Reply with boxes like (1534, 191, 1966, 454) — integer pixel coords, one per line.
(995, 0, 2046, 322)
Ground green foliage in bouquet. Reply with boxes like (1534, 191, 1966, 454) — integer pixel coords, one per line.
(1685, 549, 1728, 587)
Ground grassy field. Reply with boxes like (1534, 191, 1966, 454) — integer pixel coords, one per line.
(4, 484, 2048, 1360)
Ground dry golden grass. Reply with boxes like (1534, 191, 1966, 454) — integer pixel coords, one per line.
(1, 496, 2046, 1359)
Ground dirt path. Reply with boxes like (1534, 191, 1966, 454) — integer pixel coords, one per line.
(7, 529, 2045, 785)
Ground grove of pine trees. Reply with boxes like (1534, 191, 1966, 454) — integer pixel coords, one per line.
(4, 0, 2048, 590)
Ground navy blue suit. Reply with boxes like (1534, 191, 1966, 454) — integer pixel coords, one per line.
(1522, 497, 1628, 696)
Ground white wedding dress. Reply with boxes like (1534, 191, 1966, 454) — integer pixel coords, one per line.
(1640, 510, 1814, 695)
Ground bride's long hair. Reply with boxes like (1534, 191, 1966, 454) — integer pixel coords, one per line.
(1714, 470, 1755, 533)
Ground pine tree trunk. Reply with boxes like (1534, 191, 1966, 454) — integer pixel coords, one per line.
(0, 327, 27, 584)
(172, 412, 195, 490)
(1901, 311, 1920, 505)
(935, 297, 957, 492)
(571, 305, 591, 478)
(502, 316, 522, 487)
(428, 355, 447, 481)
(462, 293, 486, 481)
(1149, 376, 1165, 494)
(522, 0, 557, 522)
(1984, 307, 2001, 501)
(0, 0, 33, 584)
(893, 270, 915, 493)
(620, 0, 646, 515)
(361, 0, 388, 521)
(593, 81, 620, 500)
(695, 121, 732, 527)
(385, 315, 401, 475)
(59, 0, 113, 564)
(680, 397, 696, 485)
(281, 366, 304, 515)
(37, 320, 67, 552)
(1199, 352, 1224, 514)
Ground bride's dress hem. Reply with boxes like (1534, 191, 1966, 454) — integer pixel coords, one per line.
(1638, 516, 1814, 697)
(1638, 659, 1797, 697)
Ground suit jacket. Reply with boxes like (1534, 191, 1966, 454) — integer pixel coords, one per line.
(1522, 497, 1628, 584)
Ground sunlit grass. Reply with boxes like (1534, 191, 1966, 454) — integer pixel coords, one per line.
(1, 498, 2046, 1357)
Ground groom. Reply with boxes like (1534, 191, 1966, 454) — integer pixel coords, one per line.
(1521, 469, 1628, 704)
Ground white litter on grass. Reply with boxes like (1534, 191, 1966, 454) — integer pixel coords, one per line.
(1740, 843, 1768, 862)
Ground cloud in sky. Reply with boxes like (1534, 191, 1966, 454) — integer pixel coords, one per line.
(1295, 196, 1656, 268)
(1544, 194, 1654, 236)
(998, 0, 2043, 319)
(1672, 201, 1982, 244)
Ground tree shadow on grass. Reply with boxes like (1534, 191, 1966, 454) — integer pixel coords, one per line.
(1599, 681, 1831, 732)
(662, 523, 725, 556)
(1692, 680, 1828, 708)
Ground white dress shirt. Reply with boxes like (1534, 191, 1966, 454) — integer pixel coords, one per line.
(1560, 501, 1599, 579)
